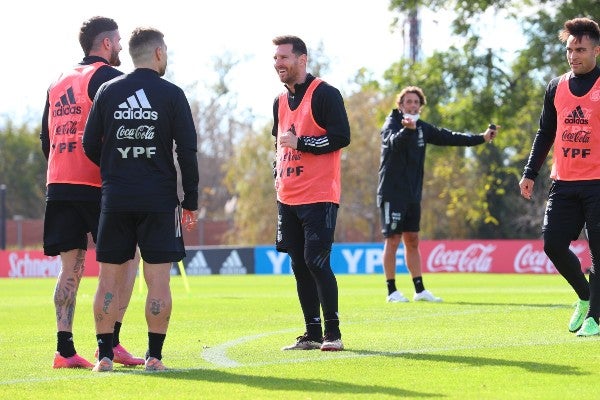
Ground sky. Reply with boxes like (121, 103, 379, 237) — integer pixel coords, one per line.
(2, 0, 522, 127)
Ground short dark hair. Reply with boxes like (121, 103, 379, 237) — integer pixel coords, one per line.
(128, 27, 165, 62)
(559, 17, 600, 45)
(272, 35, 307, 56)
(79, 16, 118, 56)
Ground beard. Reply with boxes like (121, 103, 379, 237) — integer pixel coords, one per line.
(109, 48, 121, 67)
(280, 68, 299, 86)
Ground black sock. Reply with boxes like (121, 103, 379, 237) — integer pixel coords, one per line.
(57, 331, 76, 358)
(147, 332, 166, 360)
(113, 321, 122, 347)
(413, 276, 425, 293)
(96, 333, 114, 360)
(305, 316, 323, 340)
(324, 312, 341, 339)
(386, 279, 397, 295)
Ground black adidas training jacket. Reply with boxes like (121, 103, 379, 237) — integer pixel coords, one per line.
(83, 68, 199, 212)
(377, 109, 485, 205)
(523, 66, 600, 180)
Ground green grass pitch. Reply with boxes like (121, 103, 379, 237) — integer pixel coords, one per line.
(1, 273, 599, 399)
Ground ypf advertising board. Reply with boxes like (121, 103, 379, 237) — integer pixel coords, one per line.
(254, 240, 591, 275)
(254, 243, 407, 275)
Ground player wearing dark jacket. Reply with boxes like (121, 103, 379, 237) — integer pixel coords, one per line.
(83, 27, 199, 372)
(378, 108, 486, 205)
(83, 67, 198, 213)
(378, 86, 497, 304)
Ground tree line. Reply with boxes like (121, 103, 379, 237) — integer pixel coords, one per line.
(1, 0, 596, 245)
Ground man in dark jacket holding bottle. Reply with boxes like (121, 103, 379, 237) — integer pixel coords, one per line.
(377, 86, 497, 304)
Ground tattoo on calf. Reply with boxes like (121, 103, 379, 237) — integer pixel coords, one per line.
(149, 298, 166, 316)
(102, 292, 114, 314)
(54, 277, 77, 326)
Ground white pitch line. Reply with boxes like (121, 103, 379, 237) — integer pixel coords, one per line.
(200, 305, 578, 368)
(202, 336, 589, 368)
(201, 328, 297, 367)
(199, 312, 485, 368)
(0, 335, 587, 386)
(200, 332, 586, 368)
(0, 306, 582, 385)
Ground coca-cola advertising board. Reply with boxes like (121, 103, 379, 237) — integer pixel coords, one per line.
(420, 240, 591, 274)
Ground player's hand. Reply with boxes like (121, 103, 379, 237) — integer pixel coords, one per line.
(279, 129, 298, 149)
(484, 123, 500, 143)
(519, 177, 534, 200)
(401, 117, 417, 129)
(182, 209, 200, 231)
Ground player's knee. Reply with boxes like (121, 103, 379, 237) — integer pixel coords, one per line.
(306, 248, 331, 271)
(543, 232, 568, 258)
(403, 233, 420, 249)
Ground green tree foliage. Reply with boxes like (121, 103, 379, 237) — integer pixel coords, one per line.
(338, 72, 389, 242)
(0, 120, 46, 218)
(380, 0, 600, 239)
(380, 47, 509, 238)
(223, 125, 276, 245)
(188, 53, 256, 224)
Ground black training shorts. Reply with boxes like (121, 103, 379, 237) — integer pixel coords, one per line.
(543, 180, 600, 239)
(43, 200, 100, 256)
(379, 200, 421, 237)
(276, 201, 338, 254)
(96, 208, 185, 264)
